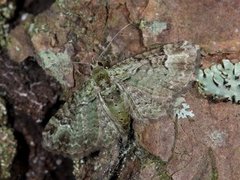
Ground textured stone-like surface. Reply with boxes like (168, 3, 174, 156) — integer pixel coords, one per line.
(26, 1, 108, 87)
(7, 24, 34, 62)
(0, 54, 60, 120)
(9, 0, 240, 89)
(167, 88, 240, 179)
(128, 0, 240, 52)
(0, 53, 74, 179)
(134, 116, 175, 162)
(7, 0, 240, 68)
(3, 0, 240, 179)
(0, 97, 16, 179)
(0, 0, 15, 47)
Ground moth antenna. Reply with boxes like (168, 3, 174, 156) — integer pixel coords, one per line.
(72, 61, 89, 65)
(74, 18, 139, 67)
(96, 23, 132, 62)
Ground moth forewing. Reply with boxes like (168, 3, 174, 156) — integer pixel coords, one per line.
(108, 41, 199, 122)
(42, 80, 120, 158)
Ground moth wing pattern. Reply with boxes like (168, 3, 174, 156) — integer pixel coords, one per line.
(42, 41, 200, 158)
(109, 41, 199, 121)
(162, 41, 200, 90)
(42, 80, 120, 157)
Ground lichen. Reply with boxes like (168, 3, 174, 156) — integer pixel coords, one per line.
(27, 22, 49, 36)
(208, 130, 227, 147)
(0, 0, 15, 47)
(139, 20, 168, 35)
(139, 19, 168, 46)
(0, 97, 16, 179)
(197, 59, 240, 103)
(174, 97, 194, 119)
(38, 49, 74, 87)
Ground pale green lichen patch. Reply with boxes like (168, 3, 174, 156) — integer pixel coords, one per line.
(197, 59, 240, 103)
(139, 19, 168, 46)
(0, 97, 16, 179)
(28, 22, 49, 36)
(208, 130, 227, 148)
(174, 97, 194, 119)
(38, 49, 74, 87)
(140, 20, 167, 35)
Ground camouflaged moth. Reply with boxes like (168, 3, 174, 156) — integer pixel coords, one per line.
(42, 41, 200, 158)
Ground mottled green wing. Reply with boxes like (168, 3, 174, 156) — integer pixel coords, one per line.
(109, 41, 199, 121)
(42, 80, 119, 157)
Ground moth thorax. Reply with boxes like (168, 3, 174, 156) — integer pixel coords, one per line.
(92, 66, 111, 88)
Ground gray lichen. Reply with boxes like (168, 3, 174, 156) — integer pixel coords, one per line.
(139, 19, 168, 46)
(174, 97, 194, 119)
(0, 97, 17, 179)
(38, 49, 74, 87)
(139, 20, 168, 35)
(197, 59, 240, 103)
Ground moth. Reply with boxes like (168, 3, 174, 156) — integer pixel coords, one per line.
(42, 41, 200, 158)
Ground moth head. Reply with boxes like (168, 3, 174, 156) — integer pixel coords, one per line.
(92, 66, 111, 88)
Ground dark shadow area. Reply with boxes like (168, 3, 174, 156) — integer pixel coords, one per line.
(11, 131, 29, 180)
(0, 52, 75, 179)
(7, 0, 55, 29)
